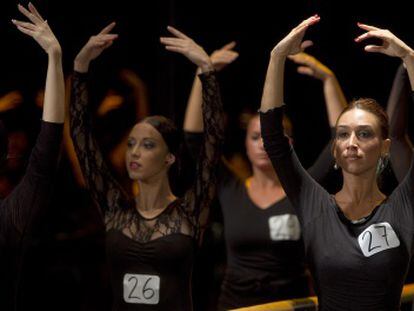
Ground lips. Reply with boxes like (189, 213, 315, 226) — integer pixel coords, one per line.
(344, 154, 361, 160)
(129, 162, 141, 170)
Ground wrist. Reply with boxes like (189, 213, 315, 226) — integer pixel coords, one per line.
(270, 49, 288, 61)
(322, 72, 336, 83)
(74, 55, 90, 73)
(47, 44, 62, 58)
(402, 49, 414, 63)
(74, 58, 90, 73)
(199, 59, 214, 73)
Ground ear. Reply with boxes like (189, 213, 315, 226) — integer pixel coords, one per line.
(331, 139, 338, 160)
(382, 138, 391, 156)
(165, 153, 176, 166)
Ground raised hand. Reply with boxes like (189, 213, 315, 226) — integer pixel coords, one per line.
(288, 52, 333, 81)
(160, 26, 213, 72)
(74, 22, 118, 73)
(210, 41, 239, 71)
(271, 15, 320, 57)
(12, 3, 61, 55)
(355, 23, 414, 59)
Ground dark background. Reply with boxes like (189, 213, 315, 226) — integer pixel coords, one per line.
(1, 0, 413, 163)
(1, 0, 414, 310)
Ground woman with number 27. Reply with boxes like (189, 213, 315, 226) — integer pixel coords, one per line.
(260, 14, 414, 310)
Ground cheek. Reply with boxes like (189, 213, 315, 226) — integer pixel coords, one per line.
(362, 142, 382, 158)
(246, 140, 257, 157)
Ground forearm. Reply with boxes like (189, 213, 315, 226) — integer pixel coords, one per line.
(260, 53, 286, 112)
(184, 69, 204, 132)
(387, 64, 410, 139)
(403, 51, 414, 90)
(42, 51, 65, 123)
(323, 74, 347, 126)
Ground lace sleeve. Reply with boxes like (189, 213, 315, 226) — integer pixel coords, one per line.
(183, 71, 225, 232)
(70, 72, 130, 220)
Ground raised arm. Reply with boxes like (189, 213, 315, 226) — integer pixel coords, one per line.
(184, 41, 238, 133)
(289, 52, 347, 126)
(355, 23, 414, 90)
(259, 16, 330, 223)
(260, 15, 320, 112)
(356, 23, 414, 182)
(287, 53, 345, 181)
(385, 64, 413, 181)
(13, 3, 64, 123)
(5, 3, 64, 234)
(70, 23, 130, 218)
(161, 27, 225, 231)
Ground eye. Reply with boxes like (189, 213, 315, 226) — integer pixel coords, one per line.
(127, 139, 135, 148)
(143, 141, 155, 149)
(336, 131, 349, 140)
(250, 133, 260, 141)
(357, 130, 373, 139)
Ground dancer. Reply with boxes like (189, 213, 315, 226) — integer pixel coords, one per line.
(184, 42, 346, 308)
(70, 24, 224, 310)
(1, 3, 64, 310)
(260, 14, 414, 310)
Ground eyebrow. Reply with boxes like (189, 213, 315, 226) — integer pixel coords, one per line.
(336, 125, 374, 130)
(128, 137, 157, 141)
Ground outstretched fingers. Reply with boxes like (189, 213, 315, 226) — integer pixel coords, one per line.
(11, 19, 36, 31)
(159, 37, 185, 47)
(166, 26, 190, 40)
(14, 24, 35, 37)
(297, 66, 314, 76)
(357, 22, 380, 32)
(364, 45, 385, 53)
(301, 40, 314, 50)
(99, 22, 116, 35)
(17, 3, 42, 25)
(220, 41, 236, 51)
(28, 2, 45, 22)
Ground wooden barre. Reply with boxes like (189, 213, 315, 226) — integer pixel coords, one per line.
(231, 283, 414, 311)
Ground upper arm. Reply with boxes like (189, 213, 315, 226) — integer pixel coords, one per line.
(69, 72, 129, 217)
(5, 121, 62, 235)
(183, 72, 225, 233)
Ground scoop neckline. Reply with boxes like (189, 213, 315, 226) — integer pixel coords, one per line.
(330, 195, 388, 226)
(135, 198, 180, 220)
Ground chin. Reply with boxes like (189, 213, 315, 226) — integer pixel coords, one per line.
(341, 164, 374, 176)
(127, 171, 143, 181)
(255, 161, 273, 170)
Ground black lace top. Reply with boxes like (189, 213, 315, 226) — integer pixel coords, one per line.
(70, 71, 224, 310)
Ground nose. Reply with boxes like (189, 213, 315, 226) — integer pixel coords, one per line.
(130, 145, 141, 158)
(259, 138, 265, 150)
(346, 132, 358, 149)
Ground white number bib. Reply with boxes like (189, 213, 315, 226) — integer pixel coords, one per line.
(358, 222, 400, 257)
(268, 214, 301, 241)
(123, 274, 160, 304)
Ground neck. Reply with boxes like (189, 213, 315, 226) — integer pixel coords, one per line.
(136, 174, 176, 212)
(250, 165, 281, 188)
(336, 169, 385, 218)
